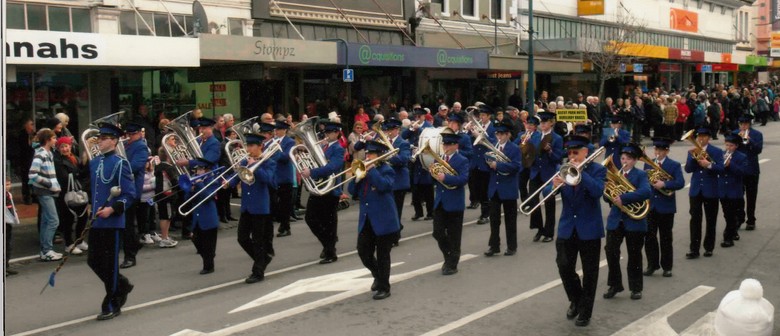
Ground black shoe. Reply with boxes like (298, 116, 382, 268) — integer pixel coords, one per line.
(117, 284, 134, 308)
(372, 290, 391, 300)
(746, 224, 756, 231)
(442, 267, 459, 275)
(541, 236, 553, 243)
(467, 202, 479, 209)
(643, 267, 659, 276)
(603, 286, 623, 299)
(219, 218, 228, 224)
(423, 215, 433, 221)
(296, 204, 306, 210)
(319, 250, 326, 259)
(703, 250, 713, 257)
(503, 249, 516, 256)
(533, 231, 542, 242)
(662, 270, 673, 277)
(483, 248, 500, 257)
(276, 230, 291, 237)
(566, 302, 579, 320)
(391, 241, 399, 247)
(96, 310, 121, 321)
(685, 252, 700, 259)
(574, 317, 590, 327)
(245, 274, 264, 284)
(119, 260, 136, 269)
(199, 268, 214, 275)
(630, 291, 642, 300)
(721, 241, 734, 248)
(288, 217, 298, 223)
(734, 234, 740, 241)
(476, 217, 489, 225)
(411, 215, 423, 221)
(227, 216, 238, 221)
(319, 256, 338, 264)
(291, 214, 302, 220)
(371, 280, 378, 291)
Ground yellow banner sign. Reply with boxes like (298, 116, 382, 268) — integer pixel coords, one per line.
(578, 0, 605, 16)
(556, 109, 589, 122)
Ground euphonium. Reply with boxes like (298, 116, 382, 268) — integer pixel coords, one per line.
(235, 142, 281, 185)
(602, 156, 650, 220)
(288, 117, 336, 195)
(680, 129, 710, 162)
(418, 141, 457, 190)
(162, 133, 193, 178)
(224, 116, 259, 166)
(638, 151, 674, 197)
(81, 111, 128, 160)
(167, 111, 204, 160)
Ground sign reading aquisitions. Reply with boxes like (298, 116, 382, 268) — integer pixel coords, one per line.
(339, 43, 488, 69)
(199, 35, 337, 64)
(5, 29, 199, 66)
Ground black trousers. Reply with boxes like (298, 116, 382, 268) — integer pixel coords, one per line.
(488, 195, 518, 251)
(468, 170, 491, 218)
(412, 184, 434, 217)
(275, 183, 294, 232)
(644, 210, 674, 271)
(305, 194, 339, 258)
(556, 231, 601, 320)
(736, 174, 759, 227)
(88, 228, 131, 314)
(518, 168, 531, 205)
(433, 205, 464, 269)
(605, 223, 644, 292)
(394, 190, 407, 242)
(721, 199, 740, 242)
(689, 194, 719, 253)
(136, 202, 151, 234)
(216, 187, 232, 220)
(357, 220, 396, 292)
(192, 226, 218, 271)
(529, 175, 556, 237)
(122, 201, 143, 262)
(268, 187, 278, 221)
(55, 197, 87, 246)
(238, 212, 273, 276)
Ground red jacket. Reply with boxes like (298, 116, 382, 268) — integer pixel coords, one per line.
(675, 102, 690, 123)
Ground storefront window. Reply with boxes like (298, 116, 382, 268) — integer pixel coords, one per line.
(71, 8, 91, 32)
(8, 4, 25, 29)
(5, 71, 89, 137)
(48, 7, 70, 32)
(27, 5, 47, 31)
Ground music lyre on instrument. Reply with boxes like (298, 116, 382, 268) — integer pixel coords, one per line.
(602, 156, 650, 220)
(680, 129, 711, 162)
(638, 149, 674, 197)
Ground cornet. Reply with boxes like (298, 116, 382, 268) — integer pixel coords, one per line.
(608, 127, 619, 143)
(740, 130, 750, 145)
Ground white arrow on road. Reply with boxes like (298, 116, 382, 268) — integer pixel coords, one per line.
(229, 262, 403, 313)
(172, 254, 477, 336)
(610, 285, 715, 336)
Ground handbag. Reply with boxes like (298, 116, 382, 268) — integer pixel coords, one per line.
(64, 173, 88, 208)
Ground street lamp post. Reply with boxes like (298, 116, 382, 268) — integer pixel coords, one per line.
(527, 0, 535, 115)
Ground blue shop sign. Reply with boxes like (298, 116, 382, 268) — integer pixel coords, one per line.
(338, 43, 489, 69)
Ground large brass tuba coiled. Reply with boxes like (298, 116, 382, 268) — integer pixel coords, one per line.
(602, 156, 650, 220)
(81, 111, 128, 160)
(288, 117, 336, 196)
(161, 133, 192, 178)
(224, 116, 257, 166)
(638, 151, 674, 197)
(680, 129, 710, 162)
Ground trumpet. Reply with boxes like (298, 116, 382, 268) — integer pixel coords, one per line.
(608, 127, 618, 143)
(680, 129, 710, 162)
(520, 147, 606, 215)
(724, 151, 733, 167)
(409, 119, 425, 131)
(602, 156, 650, 220)
(740, 130, 750, 145)
(234, 142, 281, 185)
(638, 151, 674, 197)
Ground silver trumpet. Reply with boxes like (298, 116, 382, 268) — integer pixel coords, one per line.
(519, 146, 606, 216)
(608, 127, 618, 143)
(740, 130, 750, 145)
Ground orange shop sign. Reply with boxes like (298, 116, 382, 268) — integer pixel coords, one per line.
(578, 0, 604, 16)
(670, 8, 698, 33)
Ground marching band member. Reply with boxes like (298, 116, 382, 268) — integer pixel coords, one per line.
(529, 111, 563, 242)
(484, 120, 522, 257)
(684, 128, 724, 259)
(642, 137, 684, 278)
(446, 113, 474, 162)
(554, 135, 606, 327)
(574, 124, 595, 154)
(176, 118, 221, 169)
(119, 122, 149, 269)
(88, 123, 136, 320)
(380, 118, 411, 246)
(718, 134, 748, 248)
(732, 115, 763, 231)
(598, 116, 631, 169)
(468, 105, 496, 224)
(603, 143, 652, 301)
(231, 133, 277, 284)
(431, 130, 470, 275)
(402, 108, 434, 221)
(273, 121, 297, 238)
(301, 121, 345, 264)
(186, 157, 221, 275)
(513, 115, 539, 210)
(347, 140, 400, 300)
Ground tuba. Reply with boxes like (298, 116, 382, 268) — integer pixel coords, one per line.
(224, 116, 258, 166)
(81, 111, 128, 160)
(161, 133, 192, 178)
(680, 129, 710, 162)
(167, 111, 204, 160)
(638, 151, 674, 197)
(288, 117, 336, 196)
(602, 156, 650, 220)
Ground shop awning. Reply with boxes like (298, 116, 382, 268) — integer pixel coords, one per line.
(489, 55, 582, 73)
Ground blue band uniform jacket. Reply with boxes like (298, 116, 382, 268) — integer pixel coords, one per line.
(512, 130, 540, 173)
(433, 152, 470, 212)
(718, 150, 747, 200)
(189, 135, 222, 169)
(599, 129, 631, 169)
(530, 131, 564, 181)
(124, 139, 149, 200)
(273, 136, 297, 185)
(347, 163, 400, 236)
(230, 157, 277, 215)
(732, 129, 763, 175)
(310, 141, 345, 197)
(685, 145, 725, 199)
(90, 151, 136, 229)
(606, 168, 653, 232)
(487, 141, 522, 200)
(186, 174, 221, 231)
(388, 136, 411, 191)
(558, 163, 606, 240)
(470, 122, 496, 172)
(643, 158, 685, 214)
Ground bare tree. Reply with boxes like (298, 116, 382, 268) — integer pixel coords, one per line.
(581, 10, 648, 100)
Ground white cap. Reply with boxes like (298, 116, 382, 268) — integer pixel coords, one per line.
(715, 279, 774, 336)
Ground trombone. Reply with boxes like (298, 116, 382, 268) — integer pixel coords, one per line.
(234, 142, 281, 185)
(519, 146, 606, 215)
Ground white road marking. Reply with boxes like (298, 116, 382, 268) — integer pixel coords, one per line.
(759, 158, 771, 164)
(610, 285, 715, 336)
(680, 312, 716, 336)
(172, 255, 478, 336)
(420, 259, 608, 336)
